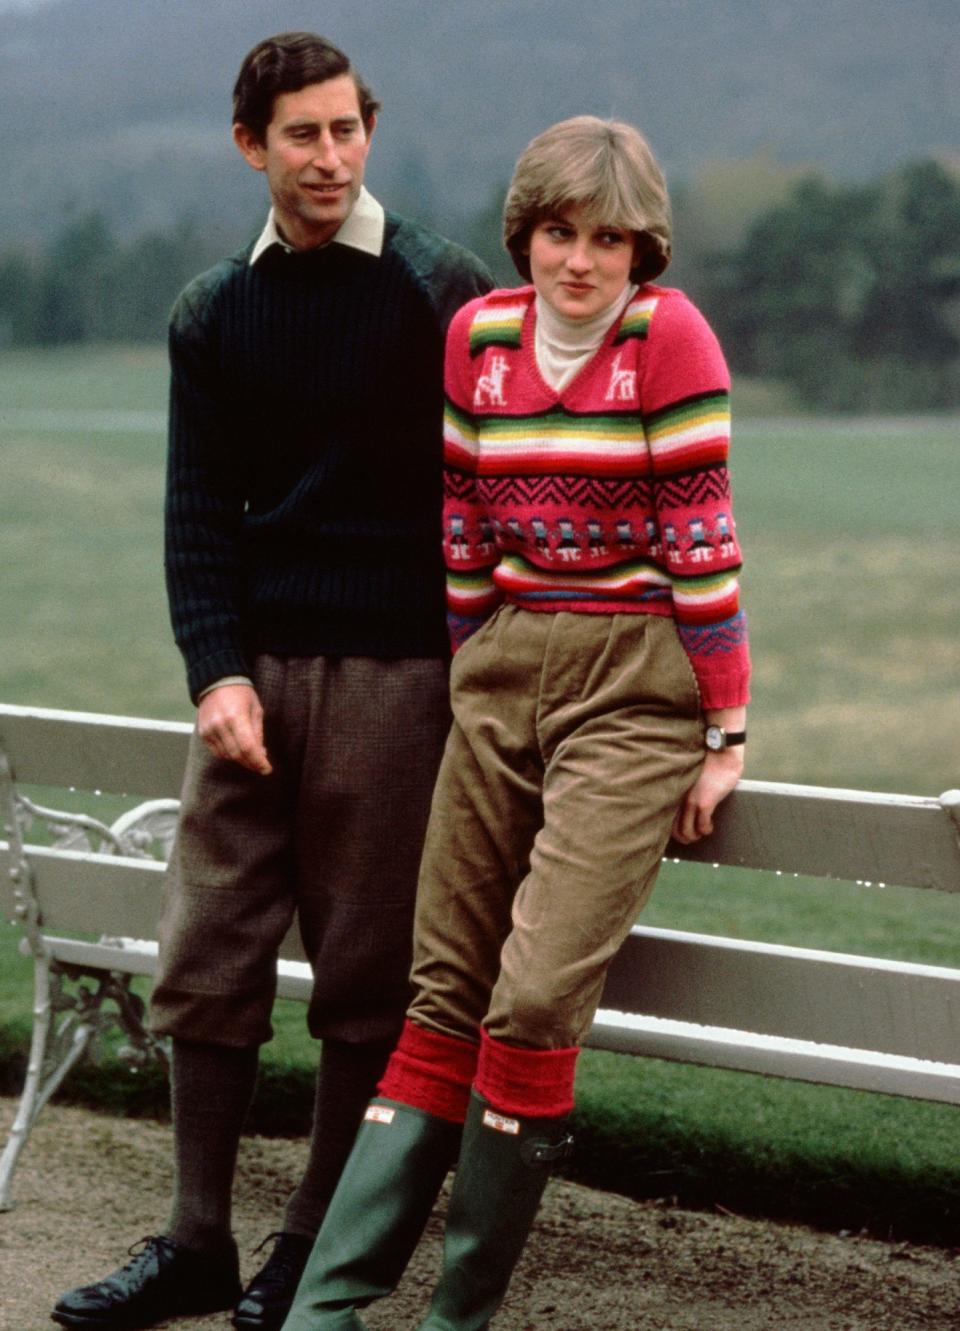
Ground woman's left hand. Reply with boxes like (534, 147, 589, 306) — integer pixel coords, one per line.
(671, 746, 744, 844)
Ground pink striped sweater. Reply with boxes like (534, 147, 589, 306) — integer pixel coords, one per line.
(443, 284, 750, 709)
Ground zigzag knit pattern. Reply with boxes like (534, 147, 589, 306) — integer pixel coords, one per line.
(474, 475, 654, 510)
(657, 467, 732, 506)
(442, 284, 750, 709)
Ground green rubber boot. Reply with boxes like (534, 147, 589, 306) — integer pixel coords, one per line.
(416, 1091, 573, 1331)
(281, 1099, 462, 1331)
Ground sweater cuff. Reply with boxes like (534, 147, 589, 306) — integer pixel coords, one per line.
(196, 675, 255, 702)
(185, 647, 253, 705)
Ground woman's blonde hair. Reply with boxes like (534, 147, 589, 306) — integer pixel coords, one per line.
(503, 116, 672, 284)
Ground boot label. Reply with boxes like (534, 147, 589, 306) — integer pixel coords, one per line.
(482, 1109, 520, 1135)
(365, 1105, 396, 1124)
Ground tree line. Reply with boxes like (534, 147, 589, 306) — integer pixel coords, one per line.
(1, 158, 958, 412)
(0, 215, 225, 349)
(701, 159, 960, 412)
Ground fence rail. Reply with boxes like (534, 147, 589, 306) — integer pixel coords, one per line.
(1, 701, 959, 1209)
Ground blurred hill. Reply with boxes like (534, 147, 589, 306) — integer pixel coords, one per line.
(1, 0, 958, 247)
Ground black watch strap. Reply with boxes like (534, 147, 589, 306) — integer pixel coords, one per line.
(705, 725, 747, 751)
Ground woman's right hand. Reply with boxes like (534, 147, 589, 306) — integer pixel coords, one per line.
(671, 745, 743, 844)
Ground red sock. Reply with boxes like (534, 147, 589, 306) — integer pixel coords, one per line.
(474, 1029, 578, 1118)
(377, 1019, 479, 1123)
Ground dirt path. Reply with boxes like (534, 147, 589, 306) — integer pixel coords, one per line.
(1, 1097, 957, 1331)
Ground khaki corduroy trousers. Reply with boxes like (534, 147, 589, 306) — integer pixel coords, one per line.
(408, 607, 704, 1050)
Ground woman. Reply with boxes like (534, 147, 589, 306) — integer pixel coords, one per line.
(282, 115, 749, 1331)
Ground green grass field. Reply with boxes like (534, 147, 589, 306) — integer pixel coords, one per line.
(2, 344, 956, 789)
(2, 344, 959, 1241)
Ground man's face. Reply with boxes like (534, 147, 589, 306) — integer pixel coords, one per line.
(234, 75, 375, 250)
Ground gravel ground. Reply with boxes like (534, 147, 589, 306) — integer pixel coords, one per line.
(1, 1096, 959, 1331)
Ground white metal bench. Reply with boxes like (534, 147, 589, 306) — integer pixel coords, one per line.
(1, 702, 959, 1210)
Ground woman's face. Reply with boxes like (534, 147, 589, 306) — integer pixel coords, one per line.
(527, 202, 635, 321)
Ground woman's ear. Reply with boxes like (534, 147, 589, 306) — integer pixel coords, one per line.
(631, 232, 670, 283)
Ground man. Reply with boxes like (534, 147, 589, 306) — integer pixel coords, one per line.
(52, 31, 491, 1331)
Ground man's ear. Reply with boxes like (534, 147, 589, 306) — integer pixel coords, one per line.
(364, 112, 377, 145)
(233, 122, 267, 172)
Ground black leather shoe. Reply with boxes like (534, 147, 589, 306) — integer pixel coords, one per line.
(233, 1231, 315, 1330)
(51, 1234, 241, 1329)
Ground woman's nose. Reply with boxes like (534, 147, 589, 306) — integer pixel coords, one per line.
(566, 242, 592, 273)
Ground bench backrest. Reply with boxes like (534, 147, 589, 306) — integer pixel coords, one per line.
(2, 703, 960, 1099)
(0, 705, 313, 958)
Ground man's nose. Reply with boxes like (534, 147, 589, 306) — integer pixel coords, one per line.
(312, 132, 341, 171)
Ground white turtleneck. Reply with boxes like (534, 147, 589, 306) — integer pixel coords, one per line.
(533, 282, 638, 393)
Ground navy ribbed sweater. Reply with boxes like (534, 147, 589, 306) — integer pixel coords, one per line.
(164, 214, 492, 701)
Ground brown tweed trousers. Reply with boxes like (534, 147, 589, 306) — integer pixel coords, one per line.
(151, 653, 450, 1048)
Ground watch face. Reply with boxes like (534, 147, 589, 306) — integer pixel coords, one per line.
(705, 725, 723, 751)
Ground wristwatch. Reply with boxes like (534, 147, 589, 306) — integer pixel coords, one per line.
(704, 725, 747, 752)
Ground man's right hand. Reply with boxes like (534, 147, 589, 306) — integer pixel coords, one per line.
(196, 683, 273, 774)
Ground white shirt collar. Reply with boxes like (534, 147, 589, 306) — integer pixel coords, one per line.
(249, 187, 386, 265)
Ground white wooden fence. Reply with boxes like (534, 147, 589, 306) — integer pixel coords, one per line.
(1, 702, 959, 1209)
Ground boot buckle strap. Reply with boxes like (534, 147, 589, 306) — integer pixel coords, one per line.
(521, 1132, 574, 1167)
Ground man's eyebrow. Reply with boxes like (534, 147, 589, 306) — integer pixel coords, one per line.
(280, 113, 362, 132)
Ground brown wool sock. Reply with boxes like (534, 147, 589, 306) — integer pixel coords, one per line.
(281, 1036, 394, 1239)
(166, 1037, 259, 1252)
